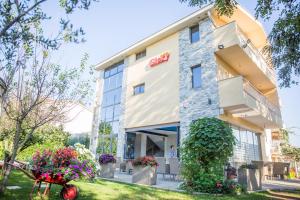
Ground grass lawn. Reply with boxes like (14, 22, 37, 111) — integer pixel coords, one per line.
(1, 171, 299, 200)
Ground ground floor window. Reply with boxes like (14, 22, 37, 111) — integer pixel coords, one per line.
(231, 125, 261, 163)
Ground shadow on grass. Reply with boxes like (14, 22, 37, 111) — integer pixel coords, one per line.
(5, 171, 299, 200)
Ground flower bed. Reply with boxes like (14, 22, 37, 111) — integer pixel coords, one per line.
(30, 147, 96, 183)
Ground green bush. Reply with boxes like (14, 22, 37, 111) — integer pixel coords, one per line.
(0, 125, 70, 162)
(17, 142, 65, 161)
(181, 117, 236, 193)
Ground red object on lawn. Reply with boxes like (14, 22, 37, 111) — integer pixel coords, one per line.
(30, 170, 79, 200)
(61, 184, 79, 200)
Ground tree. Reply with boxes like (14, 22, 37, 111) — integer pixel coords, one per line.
(0, 0, 96, 192)
(98, 122, 117, 155)
(0, 48, 93, 192)
(281, 144, 300, 162)
(0, 0, 97, 97)
(179, 0, 300, 88)
(0, 121, 70, 158)
(181, 117, 235, 192)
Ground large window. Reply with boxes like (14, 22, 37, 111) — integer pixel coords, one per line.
(190, 25, 200, 43)
(231, 126, 261, 163)
(192, 65, 202, 88)
(101, 61, 124, 135)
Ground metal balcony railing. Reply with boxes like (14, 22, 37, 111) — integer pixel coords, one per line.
(235, 25, 276, 82)
(242, 77, 281, 120)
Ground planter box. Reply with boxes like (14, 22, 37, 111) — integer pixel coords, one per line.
(132, 166, 157, 185)
(238, 168, 262, 191)
(100, 163, 115, 178)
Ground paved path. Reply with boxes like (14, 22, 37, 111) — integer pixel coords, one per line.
(100, 172, 182, 191)
(263, 179, 300, 191)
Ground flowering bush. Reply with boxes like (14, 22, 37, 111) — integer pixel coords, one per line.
(99, 154, 116, 165)
(73, 143, 97, 176)
(29, 147, 96, 182)
(132, 156, 158, 167)
(74, 143, 95, 161)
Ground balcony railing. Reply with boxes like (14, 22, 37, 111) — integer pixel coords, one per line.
(219, 76, 282, 128)
(243, 78, 281, 119)
(214, 22, 276, 85)
(235, 25, 276, 80)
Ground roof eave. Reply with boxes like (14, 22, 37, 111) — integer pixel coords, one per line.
(95, 4, 214, 71)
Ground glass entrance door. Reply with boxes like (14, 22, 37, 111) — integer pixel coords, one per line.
(124, 132, 136, 159)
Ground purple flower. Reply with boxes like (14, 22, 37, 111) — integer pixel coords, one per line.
(99, 154, 116, 164)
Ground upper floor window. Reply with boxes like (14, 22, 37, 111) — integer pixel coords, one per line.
(192, 65, 202, 88)
(190, 25, 200, 43)
(136, 49, 146, 60)
(133, 83, 145, 95)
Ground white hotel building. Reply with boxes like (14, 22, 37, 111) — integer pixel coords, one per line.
(90, 5, 283, 170)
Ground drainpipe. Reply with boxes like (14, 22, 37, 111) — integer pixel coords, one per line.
(176, 126, 180, 159)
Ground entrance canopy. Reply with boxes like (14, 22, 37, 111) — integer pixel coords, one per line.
(124, 123, 180, 160)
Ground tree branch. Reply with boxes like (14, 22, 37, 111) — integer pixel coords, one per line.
(0, 0, 47, 37)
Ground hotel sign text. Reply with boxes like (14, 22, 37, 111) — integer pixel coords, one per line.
(149, 52, 170, 67)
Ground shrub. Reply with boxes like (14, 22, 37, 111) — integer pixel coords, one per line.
(132, 156, 158, 167)
(16, 142, 65, 161)
(181, 117, 235, 193)
(99, 154, 116, 165)
(73, 143, 95, 161)
(222, 179, 242, 195)
(73, 143, 97, 176)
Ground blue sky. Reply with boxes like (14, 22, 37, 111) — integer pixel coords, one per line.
(43, 0, 300, 147)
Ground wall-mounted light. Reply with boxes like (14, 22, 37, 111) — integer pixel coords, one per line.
(242, 39, 251, 48)
(208, 98, 212, 105)
(218, 44, 224, 49)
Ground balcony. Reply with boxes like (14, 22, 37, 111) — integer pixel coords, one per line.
(214, 22, 276, 92)
(219, 76, 282, 129)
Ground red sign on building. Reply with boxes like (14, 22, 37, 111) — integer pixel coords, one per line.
(149, 52, 170, 67)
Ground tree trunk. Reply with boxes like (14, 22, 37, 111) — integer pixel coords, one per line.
(0, 121, 22, 193)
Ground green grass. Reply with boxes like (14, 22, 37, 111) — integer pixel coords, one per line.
(0, 171, 299, 200)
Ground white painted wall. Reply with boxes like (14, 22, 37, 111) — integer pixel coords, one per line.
(261, 129, 272, 162)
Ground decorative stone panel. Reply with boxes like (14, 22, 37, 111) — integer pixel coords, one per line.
(179, 18, 220, 142)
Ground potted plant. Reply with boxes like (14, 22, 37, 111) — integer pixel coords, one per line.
(99, 154, 116, 178)
(238, 163, 261, 191)
(132, 156, 158, 185)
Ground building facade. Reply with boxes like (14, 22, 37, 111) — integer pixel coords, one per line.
(91, 5, 283, 167)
